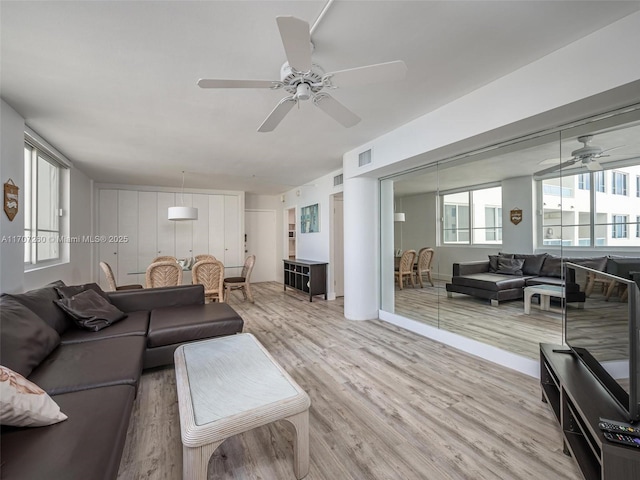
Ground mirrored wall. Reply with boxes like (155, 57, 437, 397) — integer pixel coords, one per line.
(381, 106, 640, 359)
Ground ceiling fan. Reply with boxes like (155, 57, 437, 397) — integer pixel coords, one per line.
(197, 16, 407, 132)
(534, 135, 625, 176)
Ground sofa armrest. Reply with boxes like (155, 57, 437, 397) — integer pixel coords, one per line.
(453, 261, 490, 277)
(107, 285, 204, 312)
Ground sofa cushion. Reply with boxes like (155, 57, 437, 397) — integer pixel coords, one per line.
(60, 310, 149, 344)
(496, 257, 524, 276)
(566, 256, 608, 272)
(0, 384, 135, 480)
(55, 289, 127, 332)
(6, 280, 72, 334)
(451, 273, 527, 291)
(540, 255, 563, 278)
(148, 302, 243, 348)
(0, 296, 61, 378)
(488, 255, 500, 273)
(512, 253, 548, 276)
(27, 336, 145, 396)
(55, 283, 109, 301)
(0, 365, 67, 427)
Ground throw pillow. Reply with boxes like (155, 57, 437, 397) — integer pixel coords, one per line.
(6, 280, 72, 334)
(488, 255, 500, 273)
(0, 365, 67, 427)
(55, 282, 109, 300)
(55, 289, 127, 332)
(0, 295, 61, 377)
(496, 257, 525, 276)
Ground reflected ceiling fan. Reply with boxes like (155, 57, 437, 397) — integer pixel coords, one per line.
(534, 135, 625, 176)
(197, 16, 407, 132)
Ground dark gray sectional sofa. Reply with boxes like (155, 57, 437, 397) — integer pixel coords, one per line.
(445, 253, 608, 306)
(0, 281, 244, 480)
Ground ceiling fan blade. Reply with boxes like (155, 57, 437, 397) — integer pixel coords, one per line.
(324, 60, 407, 88)
(597, 145, 625, 156)
(313, 93, 361, 128)
(198, 79, 281, 89)
(276, 16, 312, 72)
(534, 158, 578, 177)
(257, 96, 297, 132)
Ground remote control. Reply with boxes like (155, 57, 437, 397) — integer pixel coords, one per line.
(598, 418, 640, 437)
(603, 432, 640, 448)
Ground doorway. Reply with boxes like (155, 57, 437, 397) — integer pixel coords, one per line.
(245, 210, 276, 283)
(286, 207, 296, 259)
(331, 193, 344, 297)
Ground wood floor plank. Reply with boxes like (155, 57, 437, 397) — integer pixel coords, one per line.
(117, 281, 582, 480)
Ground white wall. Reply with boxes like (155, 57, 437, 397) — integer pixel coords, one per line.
(0, 100, 26, 293)
(0, 99, 95, 293)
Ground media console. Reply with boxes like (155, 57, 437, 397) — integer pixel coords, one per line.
(540, 343, 640, 479)
(283, 259, 327, 302)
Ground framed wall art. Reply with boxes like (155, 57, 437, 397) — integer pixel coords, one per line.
(300, 203, 319, 233)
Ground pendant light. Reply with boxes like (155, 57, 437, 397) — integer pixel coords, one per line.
(168, 171, 198, 221)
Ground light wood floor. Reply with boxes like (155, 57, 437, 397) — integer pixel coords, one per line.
(117, 282, 581, 480)
(395, 280, 564, 359)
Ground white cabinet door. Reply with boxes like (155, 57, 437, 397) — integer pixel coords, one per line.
(174, 193, 193, 261)
(117, 190, 139, 286)
(208, 195, 225, 260)
(192, 194, 210, 257)
(138, 191, 157, 286)
(98, 189, 118, 290)
(224, 195, 242, 270)
(156, 192, 176, 258)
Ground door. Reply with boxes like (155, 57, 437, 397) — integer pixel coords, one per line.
(245, 210, 276, 283)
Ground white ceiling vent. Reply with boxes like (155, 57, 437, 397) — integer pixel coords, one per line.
(358, 149, 372, 167)
(333, 173, 343, 186)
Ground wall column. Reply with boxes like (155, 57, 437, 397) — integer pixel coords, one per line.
(343, 176, 379, 320)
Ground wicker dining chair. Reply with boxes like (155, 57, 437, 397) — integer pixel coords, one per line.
(192, 259, 225, 303)
(99, 261, 143, 292)
(394, 249, 416, 290)
(414, 247, 435, 288)
(194, 254, 217, 263)
(224, 255, 256, 303)
(152, 255, 177, 263)
(145, 260, 183, 288)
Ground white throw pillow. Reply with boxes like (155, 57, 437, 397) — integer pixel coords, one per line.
(0, 365, 67, 427)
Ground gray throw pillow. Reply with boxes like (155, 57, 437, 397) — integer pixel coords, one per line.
(0, 295, 61, 377)
(496, 257, 525, 276)
(55, 283, 109, 300)
(55, 289, 127, 332)
(6, 280, 71, 334)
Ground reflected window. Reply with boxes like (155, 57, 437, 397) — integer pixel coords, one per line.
(612, 171, 628, 195)
(442, 186, 502, 245)
(612, 215, 628, 239)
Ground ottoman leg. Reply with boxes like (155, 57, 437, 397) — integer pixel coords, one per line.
(183, 440, 223, 480)
(283, 410, 310, 479)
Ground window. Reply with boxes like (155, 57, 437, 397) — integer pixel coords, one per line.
(594, 171, 605, 193)
(636, 175, 640, 197)
(578, 173, 590, 190)
(24, 140, 63, 266)
(637, 216, 640, 238)
(612, 215, 628, 239)
(442, 186, 502, 245)
(612, 171, 628, 195)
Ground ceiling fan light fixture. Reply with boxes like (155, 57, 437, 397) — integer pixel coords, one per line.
(394, 212, 406, 222)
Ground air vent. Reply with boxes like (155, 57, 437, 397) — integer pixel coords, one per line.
(358, 149, 372, 167)
(333, 174, 343, 186)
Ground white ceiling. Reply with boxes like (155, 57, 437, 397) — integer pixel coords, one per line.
(2, 1, 639, 195)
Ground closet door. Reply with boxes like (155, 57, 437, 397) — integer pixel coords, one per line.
(116, 190, 139, 286)
(138, 191, 157, 286)
(174, 193, 194, 261)
(98, 189, 118, 290)
(156, 192, 176, 258)
(208, 195, 225, 260)
(192, 194, 210, 257)
(224, 195, 242, 270)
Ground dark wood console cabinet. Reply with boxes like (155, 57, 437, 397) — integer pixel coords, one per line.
(540, 343, 640, 480)
(283, 259, 328, 302)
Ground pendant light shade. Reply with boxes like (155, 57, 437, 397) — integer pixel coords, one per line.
(168, 206, 198, 221)
(169, 171, 198, 221)
(394, 212, 405, 222)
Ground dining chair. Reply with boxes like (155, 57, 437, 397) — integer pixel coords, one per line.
(152, 255, 177, 263)
(99, 261, 143, 291)
(394, 249, 416, 290)
(145, 260, 183, 288)
(194, 254, 217, 263)
(224, 255, 256, 302)
(414, 247, 435, 287)
(192, 259, 225, 303)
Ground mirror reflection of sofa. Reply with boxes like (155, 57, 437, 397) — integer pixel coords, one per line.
(445, 253, 608, 306)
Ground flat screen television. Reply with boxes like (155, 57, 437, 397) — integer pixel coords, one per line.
(564, 262, 640, 423)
